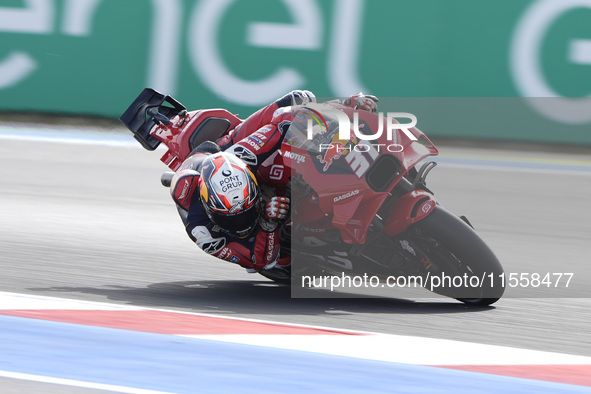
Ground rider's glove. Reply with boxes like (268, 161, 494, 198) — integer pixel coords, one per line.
(343, 92, 379, 113)
(289, 90, 316, 106)
(265, 196, 290, 221)
(276, 90, 316, 108)
(259, 196, 290, 233)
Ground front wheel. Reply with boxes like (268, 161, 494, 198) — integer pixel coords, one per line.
(405, 206, 505, 306)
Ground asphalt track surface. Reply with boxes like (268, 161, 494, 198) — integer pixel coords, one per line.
(1, 125, 591, 391)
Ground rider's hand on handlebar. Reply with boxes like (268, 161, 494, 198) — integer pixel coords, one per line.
(259, 197, 290, 232)
(265, 196, 290, 221)
(343, 92, 379, 113)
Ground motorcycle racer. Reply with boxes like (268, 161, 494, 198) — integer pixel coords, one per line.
(169, 90, 378, 272)
(121, 86, 504, 305)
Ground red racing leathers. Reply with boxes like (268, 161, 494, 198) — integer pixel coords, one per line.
(169, 91, 309, 271)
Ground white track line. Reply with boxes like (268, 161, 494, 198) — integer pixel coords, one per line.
(2, 291, 591, 367)
(188, 334, 591, 366)
(0, 371, 173, 394)
(0, 125, 137, 147)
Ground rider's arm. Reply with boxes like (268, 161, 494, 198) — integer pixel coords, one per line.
(219, 90, 315, 148)
(174, 172, 287, 271)
(232, 197, 289, 271)
(188, 220, 281, 272)
(224, 107, 291, 173)
(206, 117, 292, 270)
(191, 223, 279, 271)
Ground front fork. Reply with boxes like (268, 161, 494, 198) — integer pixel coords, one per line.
(383, 161, 472, 275)
(382, 161, 438, 237)
(385, 162, 442, 272)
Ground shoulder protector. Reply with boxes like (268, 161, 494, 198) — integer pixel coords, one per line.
(170, 169, 200, 211)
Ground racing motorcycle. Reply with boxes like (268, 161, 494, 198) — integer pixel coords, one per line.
(121, 88, 505, 306)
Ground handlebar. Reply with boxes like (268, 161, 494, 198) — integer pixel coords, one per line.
(147, 108, 172, 125)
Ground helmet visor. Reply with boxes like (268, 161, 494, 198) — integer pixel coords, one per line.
(209, 201, 260, 237)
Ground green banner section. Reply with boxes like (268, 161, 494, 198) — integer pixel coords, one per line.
(1, 0, 590, 144)
(379, 98, 591, 146)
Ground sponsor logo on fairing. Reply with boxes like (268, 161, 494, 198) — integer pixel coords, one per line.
(268, 164, 284, 180)
(283, 151, 306, 164)
(333, 189, 360, 202)
(317, 142, 345, 171)
(421, 201, 434, 214)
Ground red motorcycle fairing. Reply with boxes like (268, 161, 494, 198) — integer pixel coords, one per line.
(151, 109, 242, 171)
(256, 151, 290, 189)
(132, 93, 440, 245)
(120, 90, 505, 305)
(383, 190, 436, 236)
(269, 104, 439, 245)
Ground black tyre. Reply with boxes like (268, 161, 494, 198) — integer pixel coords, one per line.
(407, 206, 505, 306)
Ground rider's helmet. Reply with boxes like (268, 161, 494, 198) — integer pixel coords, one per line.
(199, 152, 261, 237)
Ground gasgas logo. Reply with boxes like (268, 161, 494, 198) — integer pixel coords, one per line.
(333, 189, 360, 203)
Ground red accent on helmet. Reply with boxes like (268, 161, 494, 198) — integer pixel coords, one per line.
(199, 152, 261, 237)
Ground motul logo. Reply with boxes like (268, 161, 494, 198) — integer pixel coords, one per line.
(283, 151, 306, 164)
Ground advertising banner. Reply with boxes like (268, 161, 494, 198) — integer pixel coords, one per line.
(1, 0, 590, 144)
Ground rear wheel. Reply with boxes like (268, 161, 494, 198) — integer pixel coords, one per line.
(405, 206, 505, 306)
